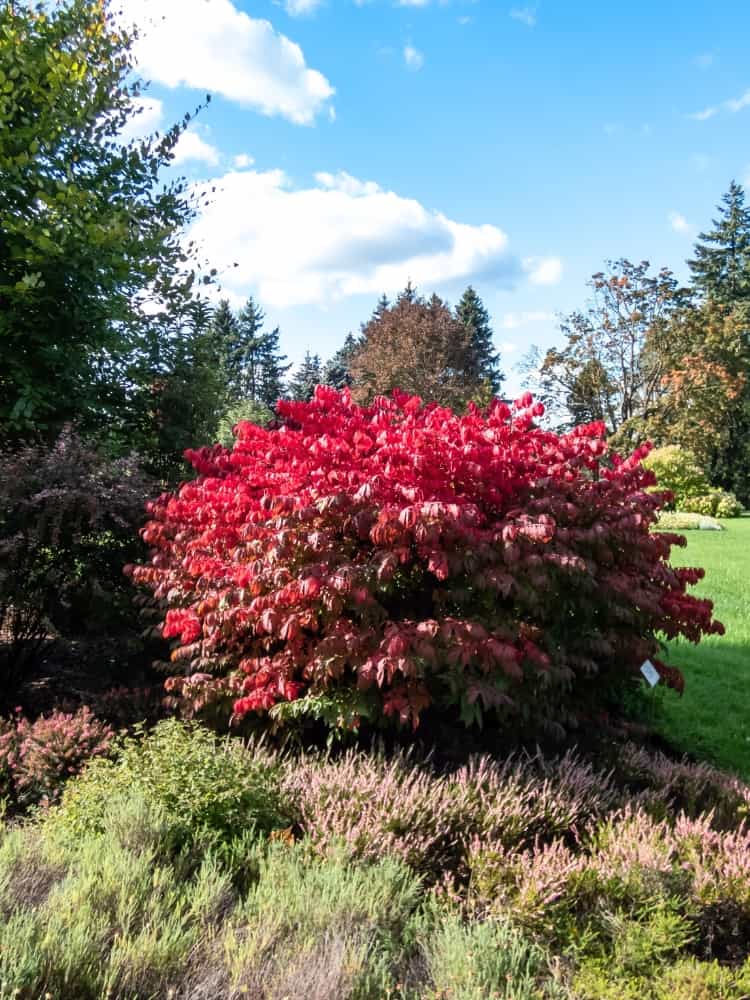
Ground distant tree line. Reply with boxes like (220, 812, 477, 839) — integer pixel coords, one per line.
(522, 181, 750, 504)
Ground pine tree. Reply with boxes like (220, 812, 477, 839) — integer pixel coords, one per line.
(256, 326, 291, 408)
(290, 351, 322, 402)
(455, 286, 503, 394)
(322, 333, 358, 389)
(688, 181, 750, 304)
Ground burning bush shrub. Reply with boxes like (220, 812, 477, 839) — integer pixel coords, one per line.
(130, 387, 723, 735)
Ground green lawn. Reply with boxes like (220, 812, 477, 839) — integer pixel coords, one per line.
(657, 517, 750, 777)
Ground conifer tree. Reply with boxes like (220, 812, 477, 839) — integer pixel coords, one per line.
(256, 327, 291, 408)
(322, 333, 358, 389)
(290, 351, 322, 402)
(229, 297, 267, 402)
(688, 181, 750, 304)
(455, 286, 503, 394)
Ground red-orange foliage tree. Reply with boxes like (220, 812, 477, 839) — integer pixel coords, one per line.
(350, 290, 486, 409)
(129, 388, 723, 734)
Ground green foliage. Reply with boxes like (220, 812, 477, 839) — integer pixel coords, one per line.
(682, 490, 743, 518)
(688, 180, 750, 304)
(222, 296, 291, 407)
(323, 332, 359, 390)
(289, 348, 323, 402)
(642, 445, 711, 508)
(421, 914, 556, 1000)
(455, 285, 504, 395)
(49, 720, 290, 858)
(0, 0, 201, 437)
(216, 398, 273, 446)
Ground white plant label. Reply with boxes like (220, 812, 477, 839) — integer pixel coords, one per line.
(640, 659, 660, 687)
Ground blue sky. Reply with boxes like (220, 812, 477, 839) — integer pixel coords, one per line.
(122, 0, 750, 393)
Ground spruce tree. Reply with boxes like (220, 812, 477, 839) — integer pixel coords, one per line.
(210, 300, 239, 380)
(397, 282, 417, 305)
(372, 294, 390, 320)
(256, 326, 291, 408)
(290, 351, 322, 402)
(322, 333, 358, 389)
(688, 181, 750, 303)
(455, 286, 503, 395)
(225, 297, 266, 402)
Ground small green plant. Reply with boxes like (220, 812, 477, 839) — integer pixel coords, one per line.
(48, 719, 290, 859)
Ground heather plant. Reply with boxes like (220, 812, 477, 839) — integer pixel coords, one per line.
(616, 742, 750, 828)
(0, 707, 114, 810)
(285, 749, 462, 875)
(0, 429, 151, 705)
(130, 387, 723, 737)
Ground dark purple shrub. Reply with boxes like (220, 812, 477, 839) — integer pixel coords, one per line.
(0, 428, 152, 705)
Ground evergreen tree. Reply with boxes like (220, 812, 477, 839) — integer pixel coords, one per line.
(455, 286, 504, 394)
(290, 351, 322, 402)
(372, 294, 390, 320)
(228, 297, 267, 402)
(256, 326, 291, 408)
(210, 299, 239, 375)
(322, 333, 358, 389)
(688, 181, 750, 304)
(397, 281, 417, 305)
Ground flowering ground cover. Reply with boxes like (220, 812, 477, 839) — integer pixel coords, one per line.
(2, 721, 750, 999)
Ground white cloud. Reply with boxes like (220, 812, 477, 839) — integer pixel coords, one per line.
(668, 211, 692, 235)
(499, 340, 519, 353)
(689, 87, 750, 122)
(523, 257, 562, 285)
(120, 0, 335, 125)
(726, 89, 750, 112)
(403, 44, 425, 71)
(689, 106, 718, 121)
(500, 310, 556, 329)
(119, 96, 164, 141)
(233, 153, 255, 169)
(509, 6, 537, 27)
(173, 130, 221, 166)
(189, 168, 522, 309)
(397, 0, 432, 6)
(281, 0, 324, 14)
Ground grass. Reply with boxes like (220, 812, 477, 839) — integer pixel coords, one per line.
(656, 517, 750, 777)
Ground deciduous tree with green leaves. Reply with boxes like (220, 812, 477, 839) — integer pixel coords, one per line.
(0, 0, 205, 437)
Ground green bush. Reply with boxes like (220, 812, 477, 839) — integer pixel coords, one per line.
(643, 445, 710, 509)
(421, 914, 559, 1000)
(48, 719, 290, 860)
(682, 489, 743, 518)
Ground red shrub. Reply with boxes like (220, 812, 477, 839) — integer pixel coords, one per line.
(129, 387, 723, 733)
